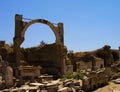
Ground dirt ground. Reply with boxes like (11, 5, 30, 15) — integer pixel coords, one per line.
(93, 81, 120, 92)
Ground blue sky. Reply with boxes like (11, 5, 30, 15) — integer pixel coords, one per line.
(0, 0, 120, 52)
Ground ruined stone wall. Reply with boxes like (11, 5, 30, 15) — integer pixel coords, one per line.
(22, 44, 63, 74)
(83, 70, 109, 91)
(77, 61, 92, 71)
(95, 58, 104, 68)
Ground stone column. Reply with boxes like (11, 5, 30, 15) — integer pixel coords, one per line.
(58, 23, 64, 46)
(13, 14, 24, 66)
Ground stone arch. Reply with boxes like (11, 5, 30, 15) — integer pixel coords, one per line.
(21, 23, 55, 47)
(13, 14, 64, 66)
(22, 19, 61, 44)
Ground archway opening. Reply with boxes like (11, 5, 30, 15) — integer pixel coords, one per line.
(21, 23, 55, 48)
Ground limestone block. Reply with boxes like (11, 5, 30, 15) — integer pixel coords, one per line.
(58, 87, 69, 92)
(5, 66, 13, 88)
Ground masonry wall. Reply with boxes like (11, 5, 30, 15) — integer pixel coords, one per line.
(22, 44, 64, 74)
(77, 61, 92, 71)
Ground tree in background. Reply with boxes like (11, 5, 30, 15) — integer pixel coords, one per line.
(39, 40, 46, 47)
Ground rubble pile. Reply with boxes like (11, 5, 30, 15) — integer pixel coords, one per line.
(1, 78, 84, 92)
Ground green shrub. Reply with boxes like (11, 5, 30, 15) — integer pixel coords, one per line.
(72, 72, 84, 79)
(62, 72, 85, 79)
(62, 74, 72, 79)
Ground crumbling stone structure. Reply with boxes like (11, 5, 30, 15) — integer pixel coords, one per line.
(96, 45, 114, 67)
(22, 44, 72, 75)
(83, 69, 109, 91)
(76, 55, 104, 72)
(13, 14, 71, 75)
(0, 55, 13, 89)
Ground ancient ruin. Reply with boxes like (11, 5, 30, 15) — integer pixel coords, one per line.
(0, 14, 120, 92)
(13, 14, 72, 75)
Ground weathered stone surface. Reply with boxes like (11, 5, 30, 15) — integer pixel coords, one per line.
(18, 66, 41, 77)
(5, 66, 13, 88)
